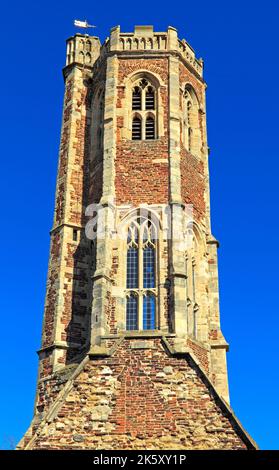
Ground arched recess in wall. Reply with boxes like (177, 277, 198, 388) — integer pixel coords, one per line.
(185, 221, 206, 340)
(182, 84, 202, 158)
(91, 86, 105, 161)
(122, 70, 165, 140)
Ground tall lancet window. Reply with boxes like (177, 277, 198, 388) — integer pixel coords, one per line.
(183, 90, 193, 153)
(145, 115, 155, 140)
(183, 85, 201, 157)
(126, 217, 157, 330)
(131, 78, 157, 140)
(132, 116, 142, 140)
(92, 87, 105, 160)
(126, 223, 139, 330)
(98, 93, 105, 150)
(145, 86, 155, 109)
(185, 228, 200, 340)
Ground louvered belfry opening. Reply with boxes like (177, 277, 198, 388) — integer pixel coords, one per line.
(132, 86, 142, 110)
(132, 116, 142, 140)
(145, 116, 155, 140)
(145, 86, 155, 110)
(131, 79, 157, 140)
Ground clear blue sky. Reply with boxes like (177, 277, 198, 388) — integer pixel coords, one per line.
(0, 0, 278, 450)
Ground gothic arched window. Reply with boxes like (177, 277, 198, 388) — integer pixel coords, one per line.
(183, 86, 201, 156)
(92, 87, 105, 158)
(126, 218, 157, 330)
(131, 78, 156, 140)
(98, 93, 104, 149)
(185, 228, 201, 339)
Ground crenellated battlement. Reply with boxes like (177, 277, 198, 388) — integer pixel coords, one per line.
(115, 26, 203, 77)
(66, 25, 203, 77)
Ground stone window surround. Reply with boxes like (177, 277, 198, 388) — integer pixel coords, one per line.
(185, 223, 208, 343)
(91, 86, 105, 160)
(180, 82, 203, 159)
(120, 70, 165, 140)
(112, 205, 166, 333)
(125, 217, 157, 330)
(132, 78, 156, 140)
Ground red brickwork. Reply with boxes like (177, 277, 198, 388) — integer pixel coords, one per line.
(116, 58, 169, 206)
(179, 62, 204, 106)
(187, 338, 210, 374)
(180, 147, 206, 223)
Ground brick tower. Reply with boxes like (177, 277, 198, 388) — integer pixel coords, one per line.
(18, 25, 256, 450)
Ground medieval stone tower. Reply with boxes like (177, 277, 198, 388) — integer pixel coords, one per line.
(18, 25, 256, 450)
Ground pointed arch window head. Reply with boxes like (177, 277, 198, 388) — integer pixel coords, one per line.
(131, 77, 157, 140)
(143, 222, 156, 288)
(145, 86, 155, 110)
(132, 86, 141, 110)
(126, 223, 139, 289)
(125, 217, 158, 331)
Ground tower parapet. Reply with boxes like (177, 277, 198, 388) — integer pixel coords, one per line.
(109, 25, 203, 77)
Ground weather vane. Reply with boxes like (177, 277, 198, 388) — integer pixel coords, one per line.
(74, 19, 96, 29)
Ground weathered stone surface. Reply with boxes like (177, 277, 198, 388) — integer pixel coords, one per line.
(19, 339, 255, 450)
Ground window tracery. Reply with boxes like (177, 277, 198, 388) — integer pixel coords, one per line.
(126, 218, 157, 330)
(131, 78, 156, 140)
